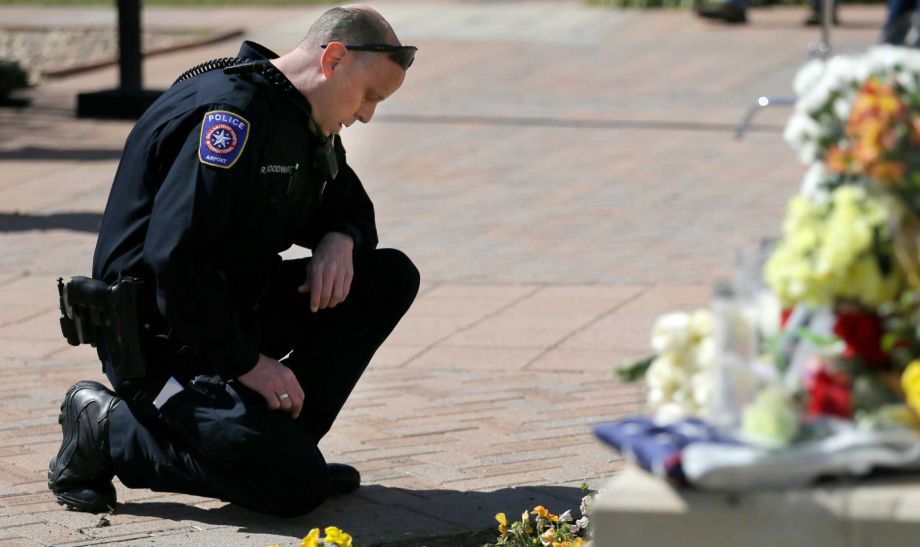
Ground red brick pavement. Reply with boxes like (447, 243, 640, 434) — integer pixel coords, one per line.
(0, 1, 886, 545)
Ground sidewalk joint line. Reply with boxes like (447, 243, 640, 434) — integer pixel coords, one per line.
(376, 114, 785, 135)
(397, 285, 545, 369)
(0, 306, 56, 330)
(521, 284, 653, 371)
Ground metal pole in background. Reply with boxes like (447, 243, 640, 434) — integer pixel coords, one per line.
(77, 0, 161, 119)
(117, 0, 142, 94)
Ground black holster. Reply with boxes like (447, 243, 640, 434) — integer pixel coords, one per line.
(57, 276, 148, 379)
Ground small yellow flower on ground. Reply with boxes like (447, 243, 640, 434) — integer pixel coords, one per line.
(532, 505, 559, 521)
(495, 512, 508, 534)
(324, 526, 353, 547)
(301, 528, 320, 547)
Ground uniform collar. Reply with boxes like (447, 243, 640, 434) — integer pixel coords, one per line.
(236, 41, 321, 138)
(237, 40, 279, 61)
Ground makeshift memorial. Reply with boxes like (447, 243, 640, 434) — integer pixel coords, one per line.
(604, 46, 920, 490)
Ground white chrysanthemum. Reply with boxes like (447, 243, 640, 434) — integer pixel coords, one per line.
(800, 163, 832, 202)
(794, 84, 832, 116)
(832, 95, 852, 120)
(866, 45, 910, 74)
(793, 58, 826, 97)
(797, 141, 820, 165)
(784, 112, 822, 147)
(824, 55, 860, 94)
(650, 312, 692, 354)
(896, 70, 918, 93)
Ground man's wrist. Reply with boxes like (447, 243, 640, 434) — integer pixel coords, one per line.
(326, 230, 355, 249)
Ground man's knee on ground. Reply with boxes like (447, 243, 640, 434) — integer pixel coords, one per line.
(242, 455, 331, 517)
(371, 248, 420, 310)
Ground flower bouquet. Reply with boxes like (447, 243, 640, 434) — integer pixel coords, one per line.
(604, 46, 920, 490)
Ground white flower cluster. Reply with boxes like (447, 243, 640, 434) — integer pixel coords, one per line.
(645, 310, 715, 422)
(784, 46, 920, 193)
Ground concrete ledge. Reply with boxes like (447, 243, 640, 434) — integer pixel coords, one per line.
(592, 466, 920, 547)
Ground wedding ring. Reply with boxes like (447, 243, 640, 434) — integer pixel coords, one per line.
(277, 392, 290, 401)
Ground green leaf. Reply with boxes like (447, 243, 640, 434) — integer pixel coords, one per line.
(882, 333, 900, 353)
(796, 327, 841, 347)
(613, 355, 655, 382)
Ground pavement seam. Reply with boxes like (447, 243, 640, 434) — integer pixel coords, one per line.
(397, 285, 544, 369)
(375, 113, 786, 134)
(521, 284, 653, 371)
(0, 306, 55, 330)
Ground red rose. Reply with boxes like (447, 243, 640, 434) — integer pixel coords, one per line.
(833, 309, 889, 368)
(781, 308, 794, 329)
(807, 369, 853, 419)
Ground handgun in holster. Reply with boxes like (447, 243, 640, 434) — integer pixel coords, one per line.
(57, 276, 148, 379)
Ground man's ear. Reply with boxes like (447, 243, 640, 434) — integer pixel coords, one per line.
(320, 42, 348, 79)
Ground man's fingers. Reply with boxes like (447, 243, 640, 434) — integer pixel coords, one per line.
(329, 275, 345, 308)
(318, 267, 336, 309)
(275, 388, 293, 412)
(310, 267, 324, 312)
(264, 390, 281, 411)
(342, 271, 353, 301)
(284, 369, 306, 419)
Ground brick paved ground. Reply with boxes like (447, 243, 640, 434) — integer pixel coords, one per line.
(0, 1, 885, 545)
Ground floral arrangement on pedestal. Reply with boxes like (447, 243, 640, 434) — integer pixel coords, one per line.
(616, 47, 920, 461)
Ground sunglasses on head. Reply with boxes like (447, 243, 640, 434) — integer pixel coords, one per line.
(321, 43, 417, 70)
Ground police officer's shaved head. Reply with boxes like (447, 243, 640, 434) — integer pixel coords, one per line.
(300, 5, 399, 48)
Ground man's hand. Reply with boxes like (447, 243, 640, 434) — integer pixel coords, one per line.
(237, 354, 305, 419)
(298, 231, 354, 312)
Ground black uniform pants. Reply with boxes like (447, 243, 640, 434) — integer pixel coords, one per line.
(103, 249, 420, 516)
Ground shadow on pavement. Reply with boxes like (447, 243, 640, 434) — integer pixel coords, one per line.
(0, 212, 101, 233)
(115, 484, 588, 546)
(0, 147, 123, 161)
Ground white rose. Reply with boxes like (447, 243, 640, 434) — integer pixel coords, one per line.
(650, 312, 692, 354)
(691, 370, 714, 409)
(646, 353, 685, 398)
(695, 337, 716, 371)
(689, 309, 714, 340)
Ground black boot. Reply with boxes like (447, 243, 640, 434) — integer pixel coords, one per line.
(327, 463, 360, 495)
(47, 381, 121, 513)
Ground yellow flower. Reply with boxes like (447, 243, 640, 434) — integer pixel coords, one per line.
(902, 360, 920, 415)
(323, 527, 353, 547)
(532, 505, 559, 522)
(495, 512, 508, 535)
(522, 510, 533, 534)
(541, 528, 557, 544)
(301, 528, 321, 547)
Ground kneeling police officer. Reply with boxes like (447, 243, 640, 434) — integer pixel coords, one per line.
(48, 5, 420, 517)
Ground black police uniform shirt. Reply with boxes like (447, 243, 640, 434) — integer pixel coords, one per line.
(92, 41, 378, 381)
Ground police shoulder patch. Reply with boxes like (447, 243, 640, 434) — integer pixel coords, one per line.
(198, 110, 251, 169)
